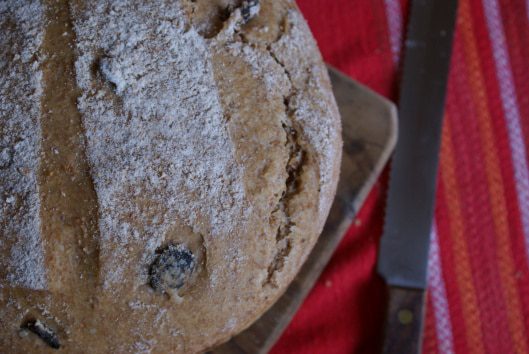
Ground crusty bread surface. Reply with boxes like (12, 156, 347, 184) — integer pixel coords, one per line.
(0, 0, 342, 352)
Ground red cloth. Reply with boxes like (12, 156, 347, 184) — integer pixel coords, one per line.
(271, 1, 529, 353)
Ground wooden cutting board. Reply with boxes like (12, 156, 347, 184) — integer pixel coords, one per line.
(210, 68, 398, 354)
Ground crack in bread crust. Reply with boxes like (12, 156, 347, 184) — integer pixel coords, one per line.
(264, 105, 306, 287)
(197, 0, 311, 288)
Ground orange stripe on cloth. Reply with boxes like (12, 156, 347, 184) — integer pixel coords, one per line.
(459, 0, 529, 352)
(440, 117, 485, 354)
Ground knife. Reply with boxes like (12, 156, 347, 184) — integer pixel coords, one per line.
(377, 1, 458, 353)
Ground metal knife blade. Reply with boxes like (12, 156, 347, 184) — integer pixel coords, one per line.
(377, 0, 458, 352)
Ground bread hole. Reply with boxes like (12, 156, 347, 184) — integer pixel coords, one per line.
(20, 317, 60, 350)
(90, 54, 125, 113)
(182, 0, 260, 38)
(0, 146, 13, 169)
(95, 56, 118, 93)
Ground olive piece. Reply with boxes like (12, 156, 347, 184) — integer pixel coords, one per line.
(21, 319, 60, 349)
(241, 0, 260, 23)
(149, 244, 196, 293)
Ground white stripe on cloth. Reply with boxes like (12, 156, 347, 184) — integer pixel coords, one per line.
(383, 0, 403, 65)
(483, 0, 529, 257)
(428, 224, 455, 354)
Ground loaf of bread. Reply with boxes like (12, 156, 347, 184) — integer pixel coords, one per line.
(0, 0, 342, 352)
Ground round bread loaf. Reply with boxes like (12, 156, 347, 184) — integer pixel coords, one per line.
(0, 0, 342, 352)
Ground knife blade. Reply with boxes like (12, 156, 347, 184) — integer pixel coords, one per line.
(377, 0, 458, 353)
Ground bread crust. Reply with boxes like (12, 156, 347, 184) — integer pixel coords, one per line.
(0, 0, 342, 352)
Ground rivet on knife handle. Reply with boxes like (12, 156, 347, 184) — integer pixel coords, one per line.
(383, 287, 426, 354)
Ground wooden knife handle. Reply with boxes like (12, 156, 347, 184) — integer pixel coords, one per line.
(382, 287, 427, 354)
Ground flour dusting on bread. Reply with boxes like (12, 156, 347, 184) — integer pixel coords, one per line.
(0, 0, 47, 290)
(72, 0, 247, 288)
(0, 0, 342, 352)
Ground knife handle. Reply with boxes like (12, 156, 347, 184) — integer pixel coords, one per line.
(382, 287, 426, 354)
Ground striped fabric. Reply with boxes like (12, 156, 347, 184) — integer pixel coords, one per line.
(383, 0, 404, 64)
(271, 0, 529, 353)
(428, 225, 455, 354)
(426, 0, 529, 352)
